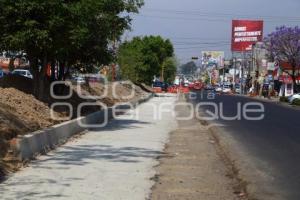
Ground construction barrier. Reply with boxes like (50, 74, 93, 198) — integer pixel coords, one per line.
(152, 87, 163, 93)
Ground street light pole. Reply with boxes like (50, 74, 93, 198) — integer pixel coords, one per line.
(233, 57, 236, 86)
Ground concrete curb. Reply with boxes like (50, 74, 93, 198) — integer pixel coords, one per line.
(14, 93, 154, 161)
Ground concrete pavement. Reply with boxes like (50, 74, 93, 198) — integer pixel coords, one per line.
(0, 96, 177, 200)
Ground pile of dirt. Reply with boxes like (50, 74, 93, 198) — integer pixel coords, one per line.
(0, 88, 63, 177)
(0, 88, 61, 132)
(0, 76, 149, 178)
(78, 81, 147, 106)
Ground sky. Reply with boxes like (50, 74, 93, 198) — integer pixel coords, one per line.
(126, 0, 300, 64)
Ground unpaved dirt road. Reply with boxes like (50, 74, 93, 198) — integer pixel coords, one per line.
(151, 96, 241, 200)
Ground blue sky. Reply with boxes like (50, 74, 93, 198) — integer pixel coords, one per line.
(126, 0, 300, 64)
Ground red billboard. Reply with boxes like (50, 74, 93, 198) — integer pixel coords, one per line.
(231, 20, 264, 52)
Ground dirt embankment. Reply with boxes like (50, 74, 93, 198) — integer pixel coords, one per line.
(0, 75, 148, 178)
(151, 98, 242, 200)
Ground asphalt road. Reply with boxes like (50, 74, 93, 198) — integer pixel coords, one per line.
(188, 91, 300, 200)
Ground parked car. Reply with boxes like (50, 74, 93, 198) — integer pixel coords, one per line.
(222, 84, 232, 94)
(12, 69, 33, 79)
(215, 85, 223, 92)
(288, 93, 300, 103)
(205, 84, 215, 91)
(183, 80, 190, 87)
(235, 84, 241, 94)
(72, 76, 86, 84)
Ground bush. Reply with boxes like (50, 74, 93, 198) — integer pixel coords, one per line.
(292, 99, 300, 106)
(280, 96, 289, 102)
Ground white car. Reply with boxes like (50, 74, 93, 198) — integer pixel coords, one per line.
(222, 85, 232, 93)
(289, 93, 300, 103)
(215, 85, 223, 92)
(12, 69, 33, 79)
(73, 77, 85, 84)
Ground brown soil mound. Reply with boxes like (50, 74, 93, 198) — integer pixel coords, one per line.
(0, 88, 60, 131)
(0, 76, 149, 179)
(79, 81, 147, 106)
(0, 88, 63, 177)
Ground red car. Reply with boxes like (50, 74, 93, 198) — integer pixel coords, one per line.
(188, 82, 195, 89)
(193, 81, 203, 90)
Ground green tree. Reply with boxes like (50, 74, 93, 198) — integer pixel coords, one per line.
(163, 57, 178, 84)
(118, 36, 175, 84)
(179, 61, 197, 75)
(0, 0, 144, 100)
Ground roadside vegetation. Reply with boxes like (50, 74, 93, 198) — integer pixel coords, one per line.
(0, 0, 144, 100)
(118, 36, 177, 84)
(264, 26, 300, 92)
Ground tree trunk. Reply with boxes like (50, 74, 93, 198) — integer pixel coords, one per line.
(30, 55, 50, 101)
(30, 58, 40, 97)
(8, 57, 16, 72)
(292, 65, 298, 92)
(50, 60, 56, 82)
(58, 61, 67, 81)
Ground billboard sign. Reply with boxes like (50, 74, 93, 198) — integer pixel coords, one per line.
(231, 20, 264, 52)
(201, 51, 224, 68)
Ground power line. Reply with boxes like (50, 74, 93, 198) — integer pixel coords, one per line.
(133, 13, 300, 23)
(135, 14, 230, 22)
(169, 37, 230, 40)
(143, 8, 300, 21)
(173, 42, 230, 45)
(175, 44, 230, 50)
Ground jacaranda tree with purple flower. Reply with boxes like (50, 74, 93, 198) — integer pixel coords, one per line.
(264, 26, 300, 91)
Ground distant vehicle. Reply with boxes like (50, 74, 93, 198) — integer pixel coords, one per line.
(288, 93, 300, 103)
(153, 81, 168, 92)
(222, 84, 232, 93)
(215, 85, 223, 92)
(205, 84, 215, 91)
(12, 69, 33, 79)
(193, 81, 203, 90)
(73, 77, 85, 84)
(184, 80, 190, 87)
(235, 84, 241, 93)
(188, 82, 195, 89)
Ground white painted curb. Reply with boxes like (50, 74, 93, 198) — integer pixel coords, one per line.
(14, 94, 154, 161)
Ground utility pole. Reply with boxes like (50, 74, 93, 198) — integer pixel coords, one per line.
(233, 57, 236, 86)
(240, 52, 245, 95)
(223, 64, 226, 85)
(252, 43, 257, 95)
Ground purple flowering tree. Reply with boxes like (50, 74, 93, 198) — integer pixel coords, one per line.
(264, 26, 300, 90)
